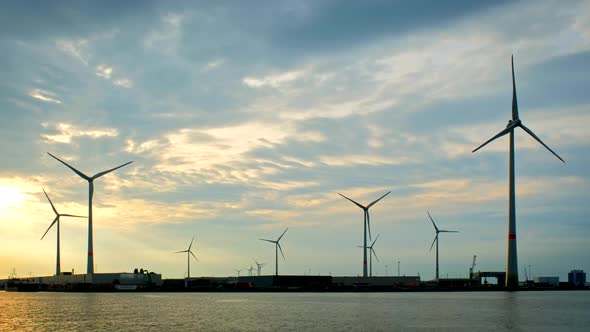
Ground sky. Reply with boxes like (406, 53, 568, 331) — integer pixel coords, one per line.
(1, 0, 589, 281)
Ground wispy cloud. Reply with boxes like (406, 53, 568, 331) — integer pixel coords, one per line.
(55, 38, 90, 65)
(320, 154, 413, 167)
(203, 58, 225, 71)
(41, 123, 118, 144)
(144, 12, 185, 55)
(28, 88, 61, 104)
(113, 78, 132, 88)
(95, 64, 113, 79)
(243, 69, 307, 88)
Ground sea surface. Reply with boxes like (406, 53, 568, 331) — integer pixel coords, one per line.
(1, 291, 588, 331)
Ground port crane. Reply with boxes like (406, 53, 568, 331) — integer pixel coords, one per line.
(469, 255, 477, 279)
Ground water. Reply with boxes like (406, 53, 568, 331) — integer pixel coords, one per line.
(1, 291, 588, 331)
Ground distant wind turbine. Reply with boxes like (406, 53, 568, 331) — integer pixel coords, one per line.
(47, 152, 132, 275)
(248, 265, 254, 277)
(254, 259, 266, 276)
(40, 188, 86, 276)
(259, 228, 288, 276)
(338, 191, 390, 277)
(472, 55, 564, 288)
(358, 234, 380, 277)
(175, 235, 198, 287)
(427, 211, 458, 282)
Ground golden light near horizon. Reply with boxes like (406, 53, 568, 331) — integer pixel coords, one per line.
(0, 178, 43, 222)
(0, 186, 27, 210)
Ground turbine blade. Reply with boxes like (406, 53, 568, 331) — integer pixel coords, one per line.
(519, 123, 565, 163)
(41, 216, 59, 240)
(371, 233, 380, 247)
(60, 214, 86, 218)
(427, 211, 439, 232)
(42, 188, 58, 215)
(188, 235, 195, 251)
(366, 211, 372, 241)
(367, 191, 391, 208)
(277, 228, 288, 242)
(472, 127, 511, 153)
(512, 55, 519, 121)
(91, 161, 133, 180)
(440, 230, 459, 233)
(278, 243, 285, 260)
(190, 251, 198, 262)
(338, 193, 366, 210)
(259, 239, 276, 243)
(47, 152, 90, 180)
(371, 248, 380, 263)
(175, 250, 188, 254)
(429, 235, 437, 252)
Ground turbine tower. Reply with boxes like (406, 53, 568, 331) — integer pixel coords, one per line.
(175, 235, 198, 287)
(47, 153, 132, 274)
(338, 191, 390, 277)
(40, 188, 86, 276)
(259, 228, 288, 276)
(358, 234, 380, 277)
(427, 211, 458, 282)
(472, 55, 564, 288)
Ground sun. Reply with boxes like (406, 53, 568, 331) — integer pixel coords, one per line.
(0, 186, 27, 209)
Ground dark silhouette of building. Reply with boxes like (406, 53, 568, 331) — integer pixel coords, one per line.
(568, 270, 586, 287)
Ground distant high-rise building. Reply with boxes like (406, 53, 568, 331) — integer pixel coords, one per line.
(568, 270, 586, 287)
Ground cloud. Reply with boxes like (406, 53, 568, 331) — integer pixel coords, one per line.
(319, 154, 413, 167)
(28, 88, 61, 104)
(56, 38, 90, 65)
(203, 58, 225, 71)
(242, 69, 307, 88)
(127, 121, 323, 181)
(41, 123, 119, 144)
(269, 0, 512, 53)
(95, 64, 113, 78)
(113, 78, 132, 88)
(144, 12, 185, 55)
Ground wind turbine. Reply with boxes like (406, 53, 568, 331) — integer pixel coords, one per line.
(472, 55, 564, 288)
(175, 235, 198, 287)
(358, 234, 380, 277)
(254, 259, 266, 276)
(40, 188, 86, 276)
(259, 228, 288, 276)
(338, 191, 390, 277)
(47, 152, 132, 275)
(247, 265, 254, 277)
(427, 211, 458, 282)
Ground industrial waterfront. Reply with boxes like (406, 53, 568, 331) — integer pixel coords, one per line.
(2, 55, 585, 294)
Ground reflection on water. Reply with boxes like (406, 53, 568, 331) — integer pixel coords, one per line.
(0, 291, 588, 331)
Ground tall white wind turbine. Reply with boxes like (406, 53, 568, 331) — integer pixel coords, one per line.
(259, 228, 288, 276)
(472, 56, 564, 288)
(427, 211, 458, 282)
(40, 188, 86, 276)
(338, 191, 390, 277)
(47, 153, 132, 275)
(175, 235, 198, 287)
